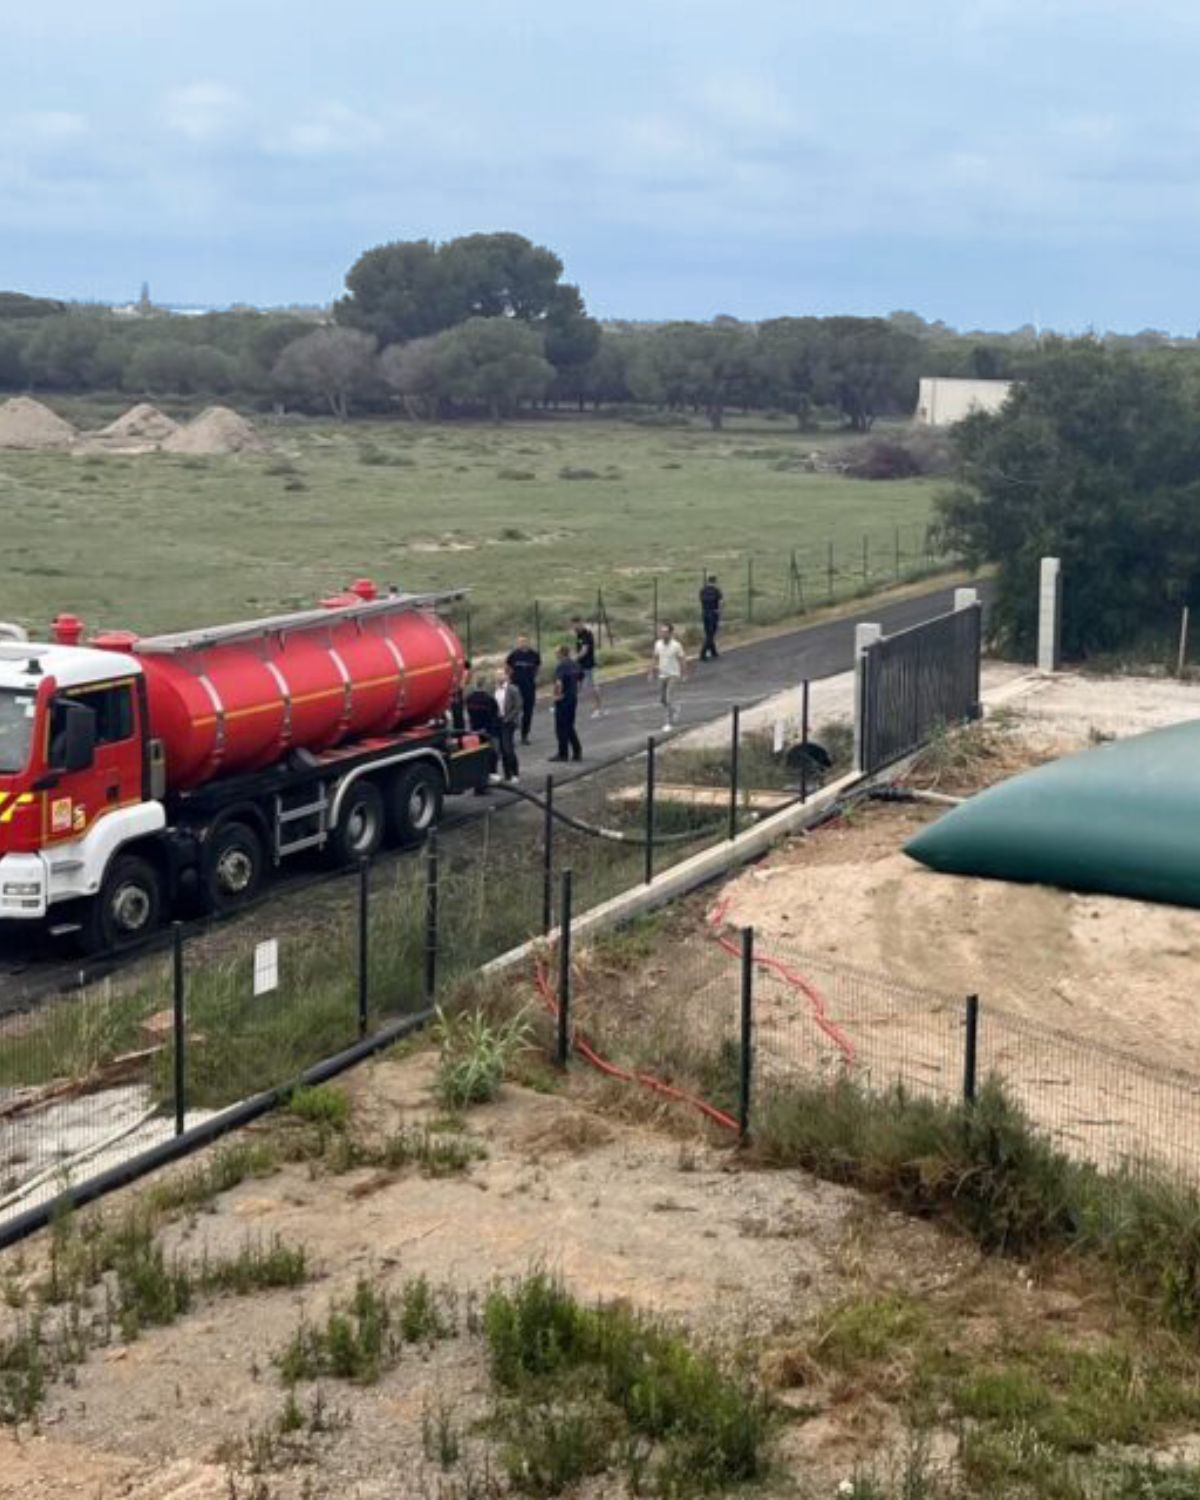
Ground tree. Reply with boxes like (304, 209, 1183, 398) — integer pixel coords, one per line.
(427, 318, 554, 421)
(334, 232, 595, 359)
(378, 335, 444, 417)
(815, 318, 918, 431)
(22, 318, 108, 389)
(938, 338, 1200, 656)
(272, 327, 378, 418)
(758, 317, 823, 427)
(628, 323, 756, 429)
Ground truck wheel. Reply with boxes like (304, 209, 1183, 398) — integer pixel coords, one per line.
(205, 821, 265, 913)
(386, 763, 443, 847)
(80, 854, 163, 954)
(328, 780, 385, 865)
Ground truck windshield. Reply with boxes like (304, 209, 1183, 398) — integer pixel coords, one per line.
(0, 689, 37, 774)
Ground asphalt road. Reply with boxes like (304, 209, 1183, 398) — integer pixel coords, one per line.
(510, 577, 992, 782)
(0, 577, 989, 1004)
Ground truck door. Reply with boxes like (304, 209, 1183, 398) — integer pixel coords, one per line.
(47, 679, 141, 843)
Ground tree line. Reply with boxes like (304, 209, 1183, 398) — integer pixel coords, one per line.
(0, 233, 1078, 426)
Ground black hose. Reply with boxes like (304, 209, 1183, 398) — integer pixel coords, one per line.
(490, 780, 733, 846)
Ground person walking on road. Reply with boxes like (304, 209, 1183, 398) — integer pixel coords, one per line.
(494, 663, 522, 783)
(651, 622, 687, 732)
(505, 633, 541, 745)
(699, 574, 723, 661)
(571, 616, 604, 718)
(549, 644, 583, 763)
(465, 670, 501, 791)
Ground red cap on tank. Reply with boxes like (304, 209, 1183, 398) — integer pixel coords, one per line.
(52, 614, 85, 646)
(350, 578, 378, 601)
(91, 630, 141, 653)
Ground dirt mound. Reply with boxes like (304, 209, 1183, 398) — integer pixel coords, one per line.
(0, 396, 75, 451)
(98, 402, 179, 442)
(163, 405, 262, 455)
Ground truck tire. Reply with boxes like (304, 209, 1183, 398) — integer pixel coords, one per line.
(205, 820, 265, 913)
(386, 763, 443, 847)
(80, 854, 163, 955)
(327, 779, 386, 866)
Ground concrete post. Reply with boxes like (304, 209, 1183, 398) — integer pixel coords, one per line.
(1037, 557, 1062, 673)
(854, 621, 883, 773)
(954, 587, 978, 612)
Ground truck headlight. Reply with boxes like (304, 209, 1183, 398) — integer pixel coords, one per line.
(2, 881, 41, 897)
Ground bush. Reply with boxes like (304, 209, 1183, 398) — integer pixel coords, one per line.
(434, 1005, 533, 1110)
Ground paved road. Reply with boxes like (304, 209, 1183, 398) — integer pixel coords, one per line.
(509, 578, 991, 783)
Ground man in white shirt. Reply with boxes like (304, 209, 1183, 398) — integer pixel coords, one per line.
(650, 622, 687, 732)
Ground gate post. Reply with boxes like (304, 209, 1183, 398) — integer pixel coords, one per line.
(853, 622, 883, 774)
(1037, 557, 1062, 674)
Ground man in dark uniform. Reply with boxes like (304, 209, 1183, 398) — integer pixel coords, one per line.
(465, 672, 501, 789)
(548, 644, 582, 762)
(699, 574, 723, 661)
(505, 633, 541, 745)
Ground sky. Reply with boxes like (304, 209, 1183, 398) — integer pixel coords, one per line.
(4, 0, 1200, 332)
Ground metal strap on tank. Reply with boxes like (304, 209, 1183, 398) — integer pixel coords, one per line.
(432, 618, 462, 678)
(196, 672, 226, 763)
(379, 634, 408, 714)
(328, 646, 353, 731)
(261, 658, 293, 744)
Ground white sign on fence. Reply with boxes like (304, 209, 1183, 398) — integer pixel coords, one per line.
(253, 938, 279, 997)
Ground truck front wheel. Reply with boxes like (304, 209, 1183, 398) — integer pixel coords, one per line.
(205, 821, 265, 914)
(80, 854, 163, 955)
(386, 763, 443, 847)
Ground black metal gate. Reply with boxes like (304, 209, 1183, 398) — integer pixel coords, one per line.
(859, 604, 982, 773)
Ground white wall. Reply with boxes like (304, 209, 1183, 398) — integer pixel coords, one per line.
(915, 376, 1013, 426)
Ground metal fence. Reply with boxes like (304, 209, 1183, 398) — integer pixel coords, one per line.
(0, 704, 826, 1241)
(859, 602, 982, 773)
(546, 921, 1200, 1188)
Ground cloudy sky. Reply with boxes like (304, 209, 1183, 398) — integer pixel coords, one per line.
(4, 1, 1198, 331)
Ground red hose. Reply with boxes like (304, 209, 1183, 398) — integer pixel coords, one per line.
(532, 957, 741, 1134)
(706, 898, 856, 1069)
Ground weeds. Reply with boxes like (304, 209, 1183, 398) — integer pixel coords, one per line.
(422, 1396, 463, 1469)
(434, 1005, 533, 1110)
(484, 1270, 769, 1494)
(276, 1273, 456, 1385)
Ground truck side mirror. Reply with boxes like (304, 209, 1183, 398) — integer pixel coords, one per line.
(50, 700, 96, 773)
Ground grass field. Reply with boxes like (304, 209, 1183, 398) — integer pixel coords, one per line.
(0, 408, 941, 655)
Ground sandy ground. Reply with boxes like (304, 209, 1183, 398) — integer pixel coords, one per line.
(713, 670, 1200, 1177)
(0, 1051, 990, 1498)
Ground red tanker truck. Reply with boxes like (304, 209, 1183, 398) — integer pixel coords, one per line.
(0, 581, 489, 952)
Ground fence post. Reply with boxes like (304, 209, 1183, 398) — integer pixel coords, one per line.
(1178, 605, 1191, 678)
(746, 556, 754, 624)
(172, 921, 186, 1138)
(853, 622, 883, 774)
(644, 736, 656, 884)
(738, 927, 754, 1140)
(1037, 556, 1062, 673)
(800, 678, 810, 804)
(542, 774, 554, 934)
(534, 599, 542, 659)
(728, 705, 740, 841)
(862, 534, 869, 584)
(894, 524, 901, 582)
(827, 540, 835, 603)
(423, 829, 439, 1004)
(963, 994, 979, 1104)
(651, 576, 659, 640)
(357, 857, 370, 1038)
(556, 869, 573, 1067)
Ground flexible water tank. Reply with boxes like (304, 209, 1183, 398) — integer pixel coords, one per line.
(125, 608, 463, 792)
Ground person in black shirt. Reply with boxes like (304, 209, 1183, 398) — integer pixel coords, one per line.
(549, 644, 583, 762)
(570, 615, 603, 717)
(505, 634, 541, 744)
(699, 575, 723, 661)
(465, 673, 501, 789)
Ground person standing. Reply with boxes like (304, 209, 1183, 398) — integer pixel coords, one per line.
(465, 671, 501, 788)
(494, 663, 521, 783)
(505, 633, 541, 745)
(650, 622, 687, 732)
(699, 574, 723, 661)
(571, 615, 603, 718)
(549, 644, 583, 763)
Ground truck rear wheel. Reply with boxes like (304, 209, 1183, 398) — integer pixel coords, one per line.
(205, 821, 265, 913)
(327, 780, 385, 866)
(386, 763, 443, 847)
(80, 854, 163, 955)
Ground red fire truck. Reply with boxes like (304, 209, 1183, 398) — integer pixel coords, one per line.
(0, 582, 488, 952)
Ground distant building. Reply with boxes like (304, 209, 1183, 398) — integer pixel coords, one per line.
(915, 377, 1013, 426)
